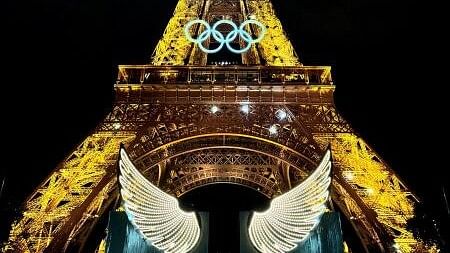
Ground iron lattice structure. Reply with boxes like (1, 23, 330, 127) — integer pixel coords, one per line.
(3, 0, 432, 252)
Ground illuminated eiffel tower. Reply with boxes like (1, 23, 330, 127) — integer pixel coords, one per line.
(3, 0, 431, 252)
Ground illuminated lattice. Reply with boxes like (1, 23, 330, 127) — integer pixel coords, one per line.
(151, 0, 202, 65)
(4, 134, 134, 253)
(247, 0, 301, 66)
(315, 134, 419, 252)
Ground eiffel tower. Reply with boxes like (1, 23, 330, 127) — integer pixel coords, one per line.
(2, 0, 428, 252)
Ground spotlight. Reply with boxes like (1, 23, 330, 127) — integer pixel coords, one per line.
(113, 123, 121, 130)
(269, 125, 278, 135)
(210, 105, 219, 114)
(276, 109, 287, 120)
(240, 104, 250, 114)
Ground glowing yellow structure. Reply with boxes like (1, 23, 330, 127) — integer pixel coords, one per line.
(3, 0, 435, 252)
(247, 0, 301, 66)
(4, 134, 134, 252)
(151, 0, 202, 65)
(315, 134, 418, 252)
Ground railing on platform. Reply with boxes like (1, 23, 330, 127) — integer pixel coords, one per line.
(116, 65, 333, 86)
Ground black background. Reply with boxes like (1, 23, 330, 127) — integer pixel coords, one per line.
(1, 0, 448, 248)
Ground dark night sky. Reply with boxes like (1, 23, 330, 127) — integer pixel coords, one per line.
(1, 0, 448, 246)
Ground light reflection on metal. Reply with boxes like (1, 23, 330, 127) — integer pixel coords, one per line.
(343, 171, 354, 181)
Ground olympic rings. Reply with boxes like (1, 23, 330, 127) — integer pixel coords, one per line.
(184, 19, 266, 54)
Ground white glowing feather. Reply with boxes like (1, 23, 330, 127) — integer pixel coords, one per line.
(118, 148, 200, 253)
(248, 149, 332, 253)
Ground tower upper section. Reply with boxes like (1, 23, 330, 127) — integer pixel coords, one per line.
(150, 0, 301, 66)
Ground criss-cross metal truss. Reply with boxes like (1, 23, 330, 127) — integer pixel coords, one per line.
(3, 0, 436, 252)
(246, 0, 301, 66)
(164, 149, 285, 197)
(151, 0, 203, 65)
(3, 134, 135, 253)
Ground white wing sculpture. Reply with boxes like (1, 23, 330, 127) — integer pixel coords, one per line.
(248, 149, 332, 253)
(118, 148, 200, 253)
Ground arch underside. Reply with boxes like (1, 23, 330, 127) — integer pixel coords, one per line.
(118, 105, 386, 252)
(121, 103, 417, 252)
(129, 126, 383, 249)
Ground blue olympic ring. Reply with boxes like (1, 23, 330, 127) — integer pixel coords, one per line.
(184, 19, 266, 54)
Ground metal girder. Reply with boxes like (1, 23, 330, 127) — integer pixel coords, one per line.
(172, 149, 277, 166)
(167, 164, 282, 197)
(287, 104, 353, 133)
(151, 0, 204, 65)
(246, 0, 301, 66)
(314, 133, 420, 252)
(115, 65, 333, 86)
(3, 134, 135, 253)
(126, 104, 322, 164)
(164, 149, 298, 197)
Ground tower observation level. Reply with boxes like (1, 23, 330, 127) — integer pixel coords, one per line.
(2, 0, 435, 252)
